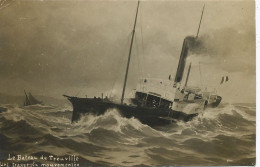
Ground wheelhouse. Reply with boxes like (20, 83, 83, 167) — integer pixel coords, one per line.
(132, 78, 176, 109)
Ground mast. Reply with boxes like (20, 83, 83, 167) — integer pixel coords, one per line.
(121, 0, 140, 104)
(196, 4, 205, 39)
(184, 62, 192, 87)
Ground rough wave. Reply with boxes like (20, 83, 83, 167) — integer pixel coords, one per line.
(0, 103, 255, 166)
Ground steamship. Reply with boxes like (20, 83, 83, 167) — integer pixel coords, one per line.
(64, 1, 222, 126)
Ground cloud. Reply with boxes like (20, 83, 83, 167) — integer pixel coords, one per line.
(0, 0, 255, 103)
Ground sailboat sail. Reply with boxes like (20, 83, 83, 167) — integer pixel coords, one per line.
(28, 93, 41, 104)
(24, 90, 42, 106)
(24, 90, 30, 106)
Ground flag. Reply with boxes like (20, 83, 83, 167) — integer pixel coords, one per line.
(220, 77, 224, 84)
(225, 76, 229, 82)
(169, 75, 172, 80)
(220, 76, 229, 84)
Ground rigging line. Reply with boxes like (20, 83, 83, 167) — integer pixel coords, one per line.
(63, 84, 78, 97)
(75, 85, 86, 97)
(109, 35, 128, 98)
(199, 62, 204, 88)
(140, 3, 146, 77)
(134, 31, 143, 78)
(63, 80, 84, 96)
(80, 87, 87, 96)
(109, 32, 132, 98)
(63, 88, 69, 95)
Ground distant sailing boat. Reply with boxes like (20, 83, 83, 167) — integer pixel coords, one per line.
(64, 1, 222, 126)
(24, 90, 42, 106)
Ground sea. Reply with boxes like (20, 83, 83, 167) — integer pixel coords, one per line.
(0, 103, 256, 166)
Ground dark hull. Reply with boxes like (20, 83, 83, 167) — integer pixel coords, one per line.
(65, 96, 198, 127)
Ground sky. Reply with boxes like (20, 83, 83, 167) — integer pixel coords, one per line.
(0, 0, 255, 103)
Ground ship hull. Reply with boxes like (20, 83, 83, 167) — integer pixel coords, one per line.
(65, 96, 198, 127)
